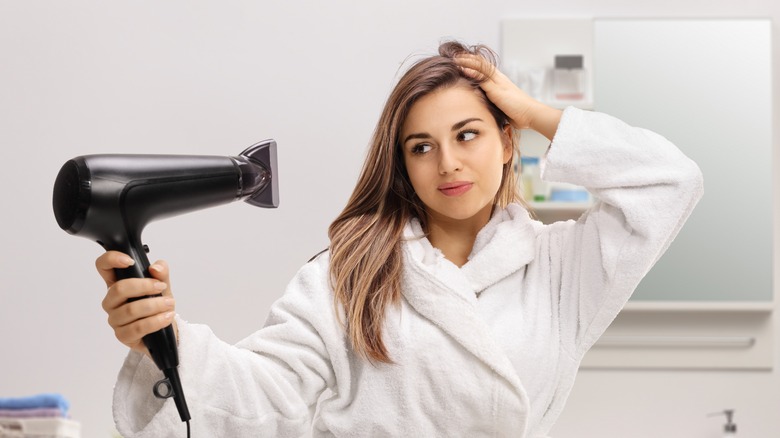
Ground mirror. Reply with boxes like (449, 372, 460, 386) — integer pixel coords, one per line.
(502, 18, 773, 303)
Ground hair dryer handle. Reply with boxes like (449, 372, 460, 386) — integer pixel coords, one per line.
(111, 240, 182, 372)
(113, 241, 153, 281)
(110, 241, 190, 422)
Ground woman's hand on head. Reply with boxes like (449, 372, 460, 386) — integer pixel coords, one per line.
(454, 54, 538, 129)
(455, 53, 563, 140)
(96, 251, 178, 356)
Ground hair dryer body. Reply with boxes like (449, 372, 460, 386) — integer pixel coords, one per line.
(52, 139, 278, 422)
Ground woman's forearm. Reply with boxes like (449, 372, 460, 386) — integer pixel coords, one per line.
(528, 102, 563, 141)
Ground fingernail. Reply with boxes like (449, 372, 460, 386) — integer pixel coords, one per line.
(154, 282, 167, 292)
(163, 312, 174, 320)
(149, 264, 161, 272)
(122, 256, 135, 266)
(164, 298, 175, 307)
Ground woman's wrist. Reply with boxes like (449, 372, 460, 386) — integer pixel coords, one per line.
(526, 102, 563, 141)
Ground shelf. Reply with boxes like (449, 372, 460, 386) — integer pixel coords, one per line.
(582, 301, 775, 370)
(621, 301, 775, 313)
(529, 201, 593, 211)
(528, 200, 593, 224)
(596, 335, 756, 349)
(542, 99, 593, 111)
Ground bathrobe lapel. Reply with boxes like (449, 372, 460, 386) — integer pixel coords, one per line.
(400, 204, 537, 425)
(461, 204, 538, 294)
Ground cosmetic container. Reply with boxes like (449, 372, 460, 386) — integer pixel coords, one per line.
(520, 157, 547, 202)
(548, 182, 590, 202)
(552, 55, 586, 101)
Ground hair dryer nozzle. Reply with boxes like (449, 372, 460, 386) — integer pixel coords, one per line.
(236, 139, 279, 208)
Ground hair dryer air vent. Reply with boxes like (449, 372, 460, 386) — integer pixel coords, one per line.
(52, 159, 90, 234)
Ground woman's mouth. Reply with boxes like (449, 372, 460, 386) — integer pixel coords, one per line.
(438, 181, 473, 197)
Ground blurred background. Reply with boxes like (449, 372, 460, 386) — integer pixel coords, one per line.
(0, 1, 778, 437)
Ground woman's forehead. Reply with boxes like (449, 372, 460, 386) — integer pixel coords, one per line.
(402, 85, 491, 133)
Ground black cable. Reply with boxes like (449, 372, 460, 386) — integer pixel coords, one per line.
(186, 419, 191, 438)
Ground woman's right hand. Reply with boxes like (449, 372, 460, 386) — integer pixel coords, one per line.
(96, 251, 178, 356)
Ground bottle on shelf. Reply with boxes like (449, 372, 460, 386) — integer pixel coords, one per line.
(519, 156, 548, 202)
(551, 55, 586, 102)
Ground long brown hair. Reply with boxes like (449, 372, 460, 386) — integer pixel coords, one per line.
(328, 41, 528, 363)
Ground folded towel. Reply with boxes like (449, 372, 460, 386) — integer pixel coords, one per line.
(0, 394, 69, 413)
(0, 407, 67, 418)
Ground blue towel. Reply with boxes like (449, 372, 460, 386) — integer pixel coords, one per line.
(0, 393, 69, 413)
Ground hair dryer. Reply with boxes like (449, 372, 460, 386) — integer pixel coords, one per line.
(52, 139, 279, 424)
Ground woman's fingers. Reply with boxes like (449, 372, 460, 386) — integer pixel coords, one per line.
(458, 66, 486, 82)
(101, 278, 168, 312)
(101, 277, 176, 355)
(106, 293, 175, 327)
(454, 54, 513, 89)
(455, 53, 538, 130)
(97, 253, 179, 354)
(453, 54, 496, 82)
(95, 251, 136, 286)
(113, 310, 176, 352)
(148, 259, 173, 298)
(99, 257, 173, 310)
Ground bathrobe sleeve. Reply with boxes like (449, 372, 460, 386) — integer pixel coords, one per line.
(112, 257, 346, 437)
(539, 107, 704, 356)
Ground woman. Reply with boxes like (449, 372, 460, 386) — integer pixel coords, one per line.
(97, 41, 703, 437)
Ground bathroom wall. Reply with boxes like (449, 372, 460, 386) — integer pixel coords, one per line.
(0, 1, 777, 437)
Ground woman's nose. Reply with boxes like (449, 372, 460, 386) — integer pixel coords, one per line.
(438, 145, 463, 175)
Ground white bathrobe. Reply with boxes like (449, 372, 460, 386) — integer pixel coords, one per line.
(112, 107, 704, 437)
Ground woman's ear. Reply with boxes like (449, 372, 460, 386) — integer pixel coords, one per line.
(501, 124, 514, 164)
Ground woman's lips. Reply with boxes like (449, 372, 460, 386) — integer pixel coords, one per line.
(438, 181, 473, 197)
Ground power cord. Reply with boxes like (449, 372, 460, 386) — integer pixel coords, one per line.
(152, 374, 191, 437)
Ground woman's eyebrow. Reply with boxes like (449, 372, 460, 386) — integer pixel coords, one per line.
(403, 118, 484, 145)
(451, 117, 482, 131)
(403, 132, 431, 145)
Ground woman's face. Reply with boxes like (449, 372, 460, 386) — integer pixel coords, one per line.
(400, 84, 512, 229)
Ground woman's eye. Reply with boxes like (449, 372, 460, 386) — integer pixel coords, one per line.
(458, 129, 478, 142)
(411, 143, 432, 155)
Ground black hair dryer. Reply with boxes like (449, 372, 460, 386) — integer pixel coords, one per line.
(52, 139, 279, 423)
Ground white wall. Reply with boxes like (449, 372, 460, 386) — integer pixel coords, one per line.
(0, 1, 777, 437)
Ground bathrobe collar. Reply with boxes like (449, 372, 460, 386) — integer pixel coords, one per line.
(400, 203, 537, 434)
(402, 203, 537, 295)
